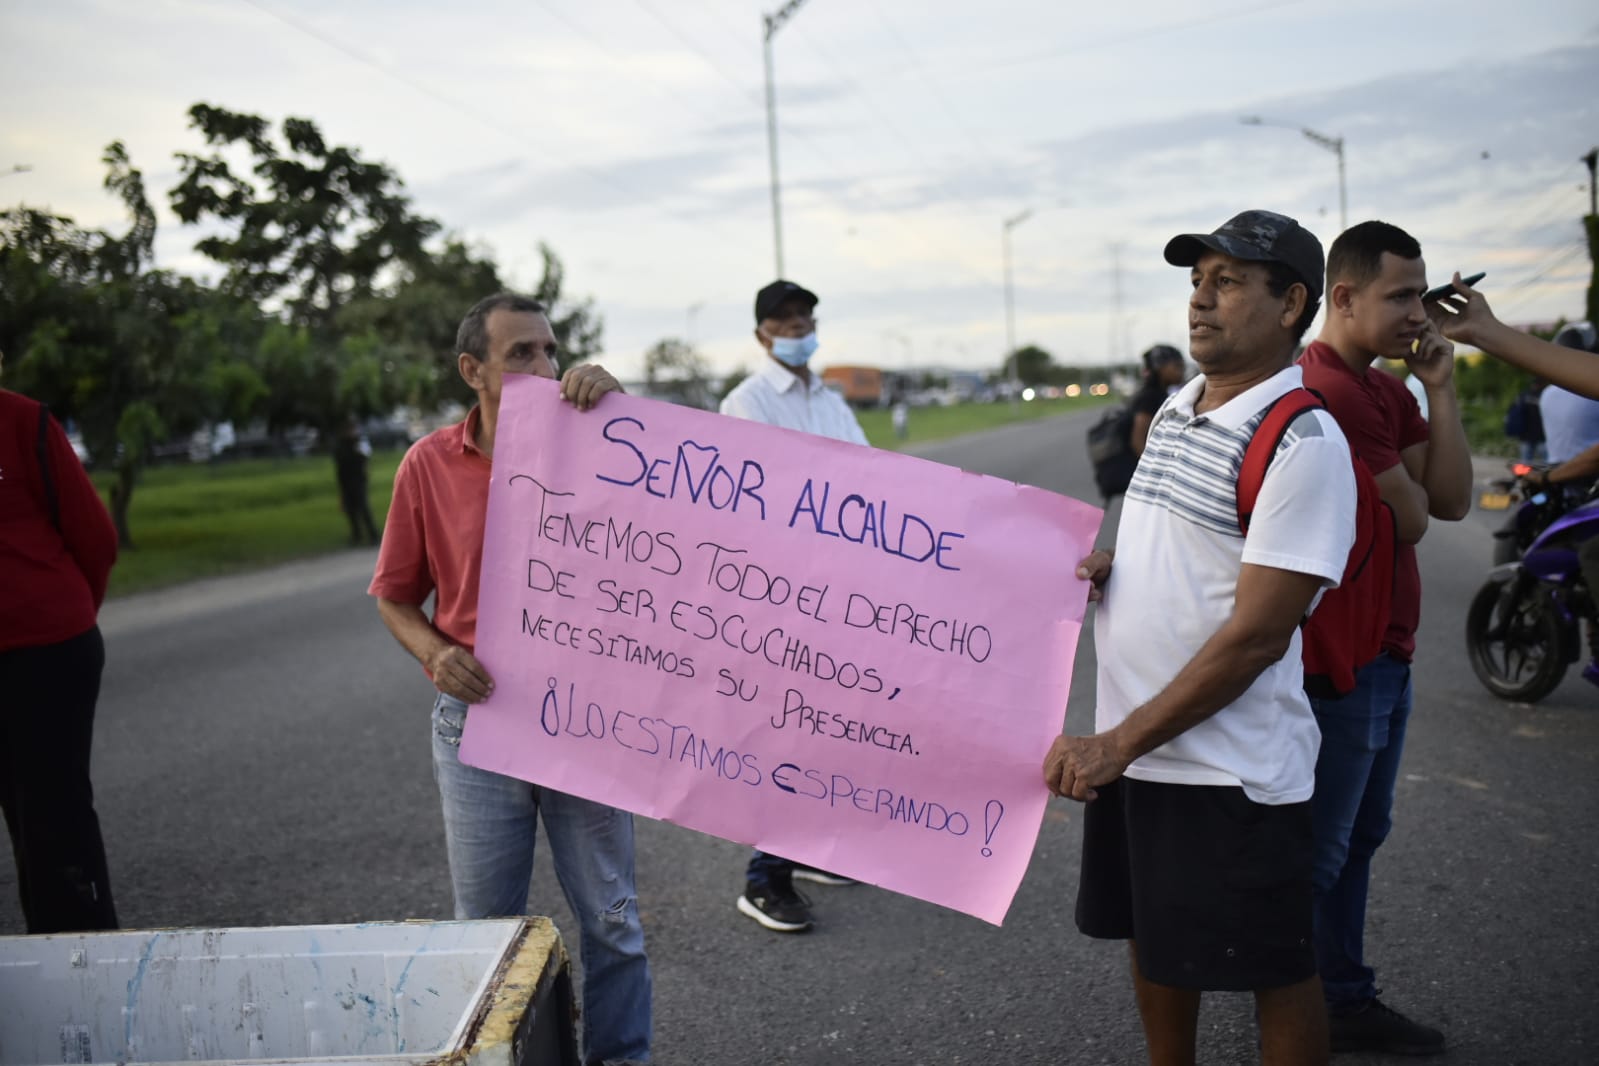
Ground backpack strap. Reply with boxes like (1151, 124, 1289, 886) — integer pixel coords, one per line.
(1237, 387, 1324, 534)
(35, 401, 61, 533)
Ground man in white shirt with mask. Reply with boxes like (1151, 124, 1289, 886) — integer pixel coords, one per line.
(721, 280, 869, 444)
(721, 279, 868, 933)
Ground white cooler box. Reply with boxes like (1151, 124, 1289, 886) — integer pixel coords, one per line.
(0, 917, 576, 1066)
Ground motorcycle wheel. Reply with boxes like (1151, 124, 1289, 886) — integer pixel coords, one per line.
(1465, 578, 1569, 703)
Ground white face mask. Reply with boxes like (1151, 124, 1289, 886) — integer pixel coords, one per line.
(768, 331, 819, 367)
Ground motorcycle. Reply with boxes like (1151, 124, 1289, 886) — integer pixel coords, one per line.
(1465, 487, 1599, 703)
(1482, 462, 1575, 565)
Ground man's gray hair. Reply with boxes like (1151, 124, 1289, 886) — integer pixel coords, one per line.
(456, 293, 547, 361)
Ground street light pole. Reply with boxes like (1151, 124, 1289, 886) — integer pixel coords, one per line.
(1582, 147, 1597, 220)
(763, 0, 809, 278)
(0, 164, 32, 180)
(1002, 208, 1033, 405)
(1240, 115, 1347, 233)
(685, 302, 704, 347)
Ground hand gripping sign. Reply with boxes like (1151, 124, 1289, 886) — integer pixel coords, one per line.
(462, 376, 1102, 924)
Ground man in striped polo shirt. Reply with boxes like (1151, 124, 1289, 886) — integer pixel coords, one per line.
(1044, 211, 1357, 1065)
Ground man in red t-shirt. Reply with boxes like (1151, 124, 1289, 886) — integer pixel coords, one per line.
(1297, 221, 1473, 1057)
(369, 294, 652, 1065)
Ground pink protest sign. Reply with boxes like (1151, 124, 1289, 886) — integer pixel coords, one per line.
(461, 375, 1101, 924)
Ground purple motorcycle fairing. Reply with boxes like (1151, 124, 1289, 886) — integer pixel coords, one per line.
(1521, 499, 1599, 584)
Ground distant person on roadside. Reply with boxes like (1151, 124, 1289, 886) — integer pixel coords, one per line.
(0, 348, 121, 934)
(1298, 221, 1472, 1057)
(1130, 343, 1187, 456)
(721, 279, 867, 935)
(1045, 210, 1354, 1066)
(892, 399, 910, 440)
(369, 294, 652, 1066)
(1539, 322, 1599, 480)
(333, 415, 379, 546)
(1502, 380, 1546, 462)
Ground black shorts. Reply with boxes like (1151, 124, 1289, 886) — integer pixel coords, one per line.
(1075, 777, 1315, 992)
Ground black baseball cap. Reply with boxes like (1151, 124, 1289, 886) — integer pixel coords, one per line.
(754, 279, 819, 323)
(1163, 210, 1325, 303)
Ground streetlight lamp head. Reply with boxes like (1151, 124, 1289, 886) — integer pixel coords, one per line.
(1239, 115, 1263, 126)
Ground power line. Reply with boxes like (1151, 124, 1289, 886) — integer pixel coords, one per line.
(784, 21, 992, 218)
(862, 0, 996, 164)
(625, 0, 930, 223)
(1497, 181, 1587, 245)
(234, 0, 752, 250)
(628, 0, 763, 107)
(1494, 240, 1589, 315)
(951, 0, 1308, 78)
(625, 0, 999, 298)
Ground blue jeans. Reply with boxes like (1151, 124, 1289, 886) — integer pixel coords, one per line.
(431, 694, 652, 1064)
(1308, 653, 1413, 1009)
(746, 849, 793, 889)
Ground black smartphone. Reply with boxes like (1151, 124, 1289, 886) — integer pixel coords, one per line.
(1422, 272, 1485, 303)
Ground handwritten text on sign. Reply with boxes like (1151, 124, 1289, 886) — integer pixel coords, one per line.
(461, 375, 1101, 924)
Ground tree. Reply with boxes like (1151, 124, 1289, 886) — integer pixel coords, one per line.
(1001, 344, 1057, 387)
(528, 242, 603, 366)
(1, 143, 239, 546)
(643, 338, 714, 409)
(170, 104, 439, 338)
(337, 238, 507, 414)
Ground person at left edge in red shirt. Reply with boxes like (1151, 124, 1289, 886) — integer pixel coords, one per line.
(0, 347, 121, 933)
(369, 294, 652, 1066)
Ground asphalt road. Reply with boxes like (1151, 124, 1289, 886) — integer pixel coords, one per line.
(2, 408, 1594, 1065)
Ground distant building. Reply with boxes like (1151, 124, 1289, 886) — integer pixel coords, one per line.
(821, 365, 886, 408)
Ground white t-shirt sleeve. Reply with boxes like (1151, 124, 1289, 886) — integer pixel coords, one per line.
(1240, 410, 1357, 586)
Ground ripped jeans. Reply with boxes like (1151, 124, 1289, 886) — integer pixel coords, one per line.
(431, 693, 652, 1063)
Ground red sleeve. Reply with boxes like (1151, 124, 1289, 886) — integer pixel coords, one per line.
(367, 448, 434, 605)
(45, 413, 118, 607)
(1302, 362, 1404, 475)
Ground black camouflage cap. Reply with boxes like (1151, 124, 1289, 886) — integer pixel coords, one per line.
(1164, 210, 1325, 303)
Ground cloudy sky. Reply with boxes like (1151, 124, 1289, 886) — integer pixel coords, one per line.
(3, 0, 1597, 380)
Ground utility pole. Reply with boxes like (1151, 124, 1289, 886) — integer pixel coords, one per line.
(1110, 242, 1126, 367)
(1583, 148, 1599, 325)
(763, 0, 809, 278)
(1002, 208, 1033, 406)
(1240, 116, 1347, 233)
(685, 302, 704, 347)
(1583, 147, 1597, 219)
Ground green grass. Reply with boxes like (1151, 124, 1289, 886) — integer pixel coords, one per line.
(856, 393, 1105, 448)
(94, 452, 405, 598)
(96, 396, 1107, 598)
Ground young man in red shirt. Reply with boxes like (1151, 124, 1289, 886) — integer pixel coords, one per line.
(1298, 222, 1472, 1056)
(370, 295, 651, 1066)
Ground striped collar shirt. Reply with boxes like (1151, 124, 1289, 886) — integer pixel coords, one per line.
(1098, 365, 1357, 804)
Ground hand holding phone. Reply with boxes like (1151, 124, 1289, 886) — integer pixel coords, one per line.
(1422, 272, 1485, 303)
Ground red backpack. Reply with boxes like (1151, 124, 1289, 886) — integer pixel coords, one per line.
(1236, 388, 1396, 698)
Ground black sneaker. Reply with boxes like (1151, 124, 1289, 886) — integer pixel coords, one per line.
(1329, 996, 1445, 1056)
(791, 866, 858, 887)
(737, 883, 814, 932)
